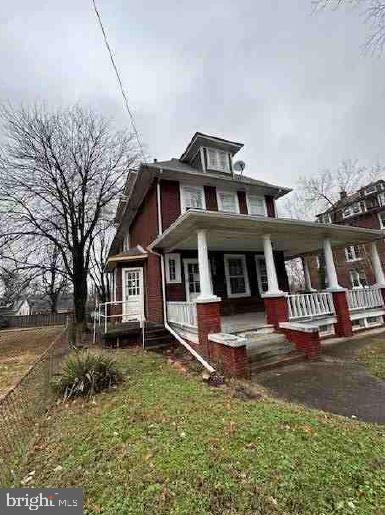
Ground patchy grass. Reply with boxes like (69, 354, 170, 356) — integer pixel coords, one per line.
(0, 327, 61, 395)
(15, 349, 385, 514)
(358, 339, 385, 380)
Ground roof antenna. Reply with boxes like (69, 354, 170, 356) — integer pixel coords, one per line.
(233, 160, 246, 178)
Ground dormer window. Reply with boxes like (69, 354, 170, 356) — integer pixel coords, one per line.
(206, 148, 230, 173)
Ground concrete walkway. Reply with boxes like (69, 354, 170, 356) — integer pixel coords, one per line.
(256, 329, 385, 424)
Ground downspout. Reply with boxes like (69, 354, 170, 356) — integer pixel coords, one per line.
(155, 174, 216, 374)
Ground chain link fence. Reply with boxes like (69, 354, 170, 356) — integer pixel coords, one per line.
(0, 330, 70, 485)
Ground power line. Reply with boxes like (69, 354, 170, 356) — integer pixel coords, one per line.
(91, 0, 147, 162)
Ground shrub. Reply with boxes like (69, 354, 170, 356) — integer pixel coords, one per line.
(53, 352, 122, 399)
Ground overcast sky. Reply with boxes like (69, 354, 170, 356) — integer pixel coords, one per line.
(1, 0, 384, 189)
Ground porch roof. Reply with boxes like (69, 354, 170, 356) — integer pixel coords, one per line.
(148, 210, 385, 258)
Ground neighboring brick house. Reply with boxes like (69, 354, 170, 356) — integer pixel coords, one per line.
(103, 133, 385, 377)
(307, 180, 385, 291)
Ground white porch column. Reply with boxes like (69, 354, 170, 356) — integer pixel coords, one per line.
(196, 229, 220, 302)
(323, 238, 343, 291)
(262, 234, 285, 296)
(302, 257, 316, 292)
(370, 241, 385, 287)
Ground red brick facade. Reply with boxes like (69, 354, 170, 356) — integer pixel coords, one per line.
(209, 338, 249, 378)
(332, 291, 353, 337)
(196, 301, 221, 357)
(264, 296, 288, 328)
(281, 327, 321, 359)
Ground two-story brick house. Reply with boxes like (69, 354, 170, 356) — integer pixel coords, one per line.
(102, 133, 385, 377)
(307, 180, 385, 292)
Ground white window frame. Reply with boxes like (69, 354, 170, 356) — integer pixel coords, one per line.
(349, 269, 368, 289)
(345, 245, 363, 262)
(224, 254, 250, 298)
(247, 194, 267, 216)
(165, 253, 181, 284)
(180, 184, 206, 212)
(110, 270, 117, 302)
(378, 211, 385, 229)
(365, 184, 376, 196)
(342, 202, 363, 219)
(206, 147, 230, 173)
(255, 256, 268, 295)
(378, 192, 385, 206)
(216, 190, 240, 213)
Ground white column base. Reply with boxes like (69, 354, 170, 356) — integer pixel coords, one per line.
(262, 291, 287, 298)
(326, 286, 347, 293)
(196, 295, 221, 304)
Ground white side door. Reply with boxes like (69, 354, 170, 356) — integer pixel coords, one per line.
(184, 259, 200, 301)
(122, 267, 144, 322)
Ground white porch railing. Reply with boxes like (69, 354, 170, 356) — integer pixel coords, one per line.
(347, 288, 384, 311)
(288, 292, 335, 320)
(166, 301, 197, 329)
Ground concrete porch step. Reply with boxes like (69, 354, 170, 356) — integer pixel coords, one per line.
(236, 325, 275, 337)
(250, 351, 304, 375)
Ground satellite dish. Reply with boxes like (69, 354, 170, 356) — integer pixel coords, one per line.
(233, 160, 246, 174)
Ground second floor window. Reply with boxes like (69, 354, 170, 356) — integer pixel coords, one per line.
(181, 185, 205, 212)
(343, 202, 364, 218)
(206, 148, 230, 173)
(248, 195, 267, 216)
(217, 191, 239, 213)
(345, 245, 363, 262)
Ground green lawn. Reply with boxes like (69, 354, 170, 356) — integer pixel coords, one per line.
(15, 349, 385, 514)
(358, 339, 385, 380)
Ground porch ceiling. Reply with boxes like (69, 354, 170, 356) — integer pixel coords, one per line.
(149, 210, 385, 258)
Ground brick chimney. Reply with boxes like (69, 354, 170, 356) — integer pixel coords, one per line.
(340, 190, 347, 200)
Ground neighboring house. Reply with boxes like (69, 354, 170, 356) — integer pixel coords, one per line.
(0, 298, 31, 317)
(29, 293, 73, 314)
(103, 132, 385, 377)
(307, 180, 385, 291)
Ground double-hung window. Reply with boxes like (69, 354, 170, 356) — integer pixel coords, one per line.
(217, 191, 239, 213)
(165, 253, 181, 283)
(180, 185, 205, 212)
(206, 148, 230, 173)
(224, 254, 250, 298)
(247, 195, 267, 216)
(345, 245, 363, 262)
(350, 269, 368, 289)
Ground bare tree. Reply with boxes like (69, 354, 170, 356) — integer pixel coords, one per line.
(0, 265, 33, 306)
(39, 245, 68, 314)
(89, 224, 113, 305)
(314, 0, 385, 53)
(281, 159, 384, 220)
(0, 104, 138, 334)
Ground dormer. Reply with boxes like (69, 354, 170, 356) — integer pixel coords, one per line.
(180, 132, 243, 175)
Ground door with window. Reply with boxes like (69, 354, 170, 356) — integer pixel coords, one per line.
(184, 259, 200, 301)
(255, 256, 269, 295)
(122, 267, 144, 321)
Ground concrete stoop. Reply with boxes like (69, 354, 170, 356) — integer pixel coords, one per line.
(244, 331, 304, 374)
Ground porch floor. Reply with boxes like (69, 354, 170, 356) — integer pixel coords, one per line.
(221, 312, 268, 334)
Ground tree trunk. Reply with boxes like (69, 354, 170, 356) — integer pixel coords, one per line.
(72, 249, 88, 343)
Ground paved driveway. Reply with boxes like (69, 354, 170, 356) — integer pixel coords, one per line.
(256, 330, 385, 424)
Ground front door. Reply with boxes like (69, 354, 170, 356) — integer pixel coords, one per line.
(184, 259, 200, 301)
(255, 256, 269, 295)
(122, 267, 144, 321)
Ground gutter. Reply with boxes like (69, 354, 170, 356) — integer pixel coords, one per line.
(155, 178, 216, 374)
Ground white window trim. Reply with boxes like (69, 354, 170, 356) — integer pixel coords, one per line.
(180, 184, 206, 212)
(216, 190, 240, 213)
(246, 194, 267, 216)
(205, 147, 231, 173)
(224, 254, 251, 298)
(345, 245, 363, 262)
(342, 202, 363, 219)
(349, 269, 367, 289)
(378, 192, 385, 207)
(255, 255, 268, 295)
(378, 211, 385, 229)
(364, 185, 376, 196)
(165, 253, 181, 284)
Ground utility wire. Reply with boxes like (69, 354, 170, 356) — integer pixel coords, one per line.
(91, 0, 147, 162)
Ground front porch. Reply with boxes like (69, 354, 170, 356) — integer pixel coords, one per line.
(151, 209, 385, 377)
